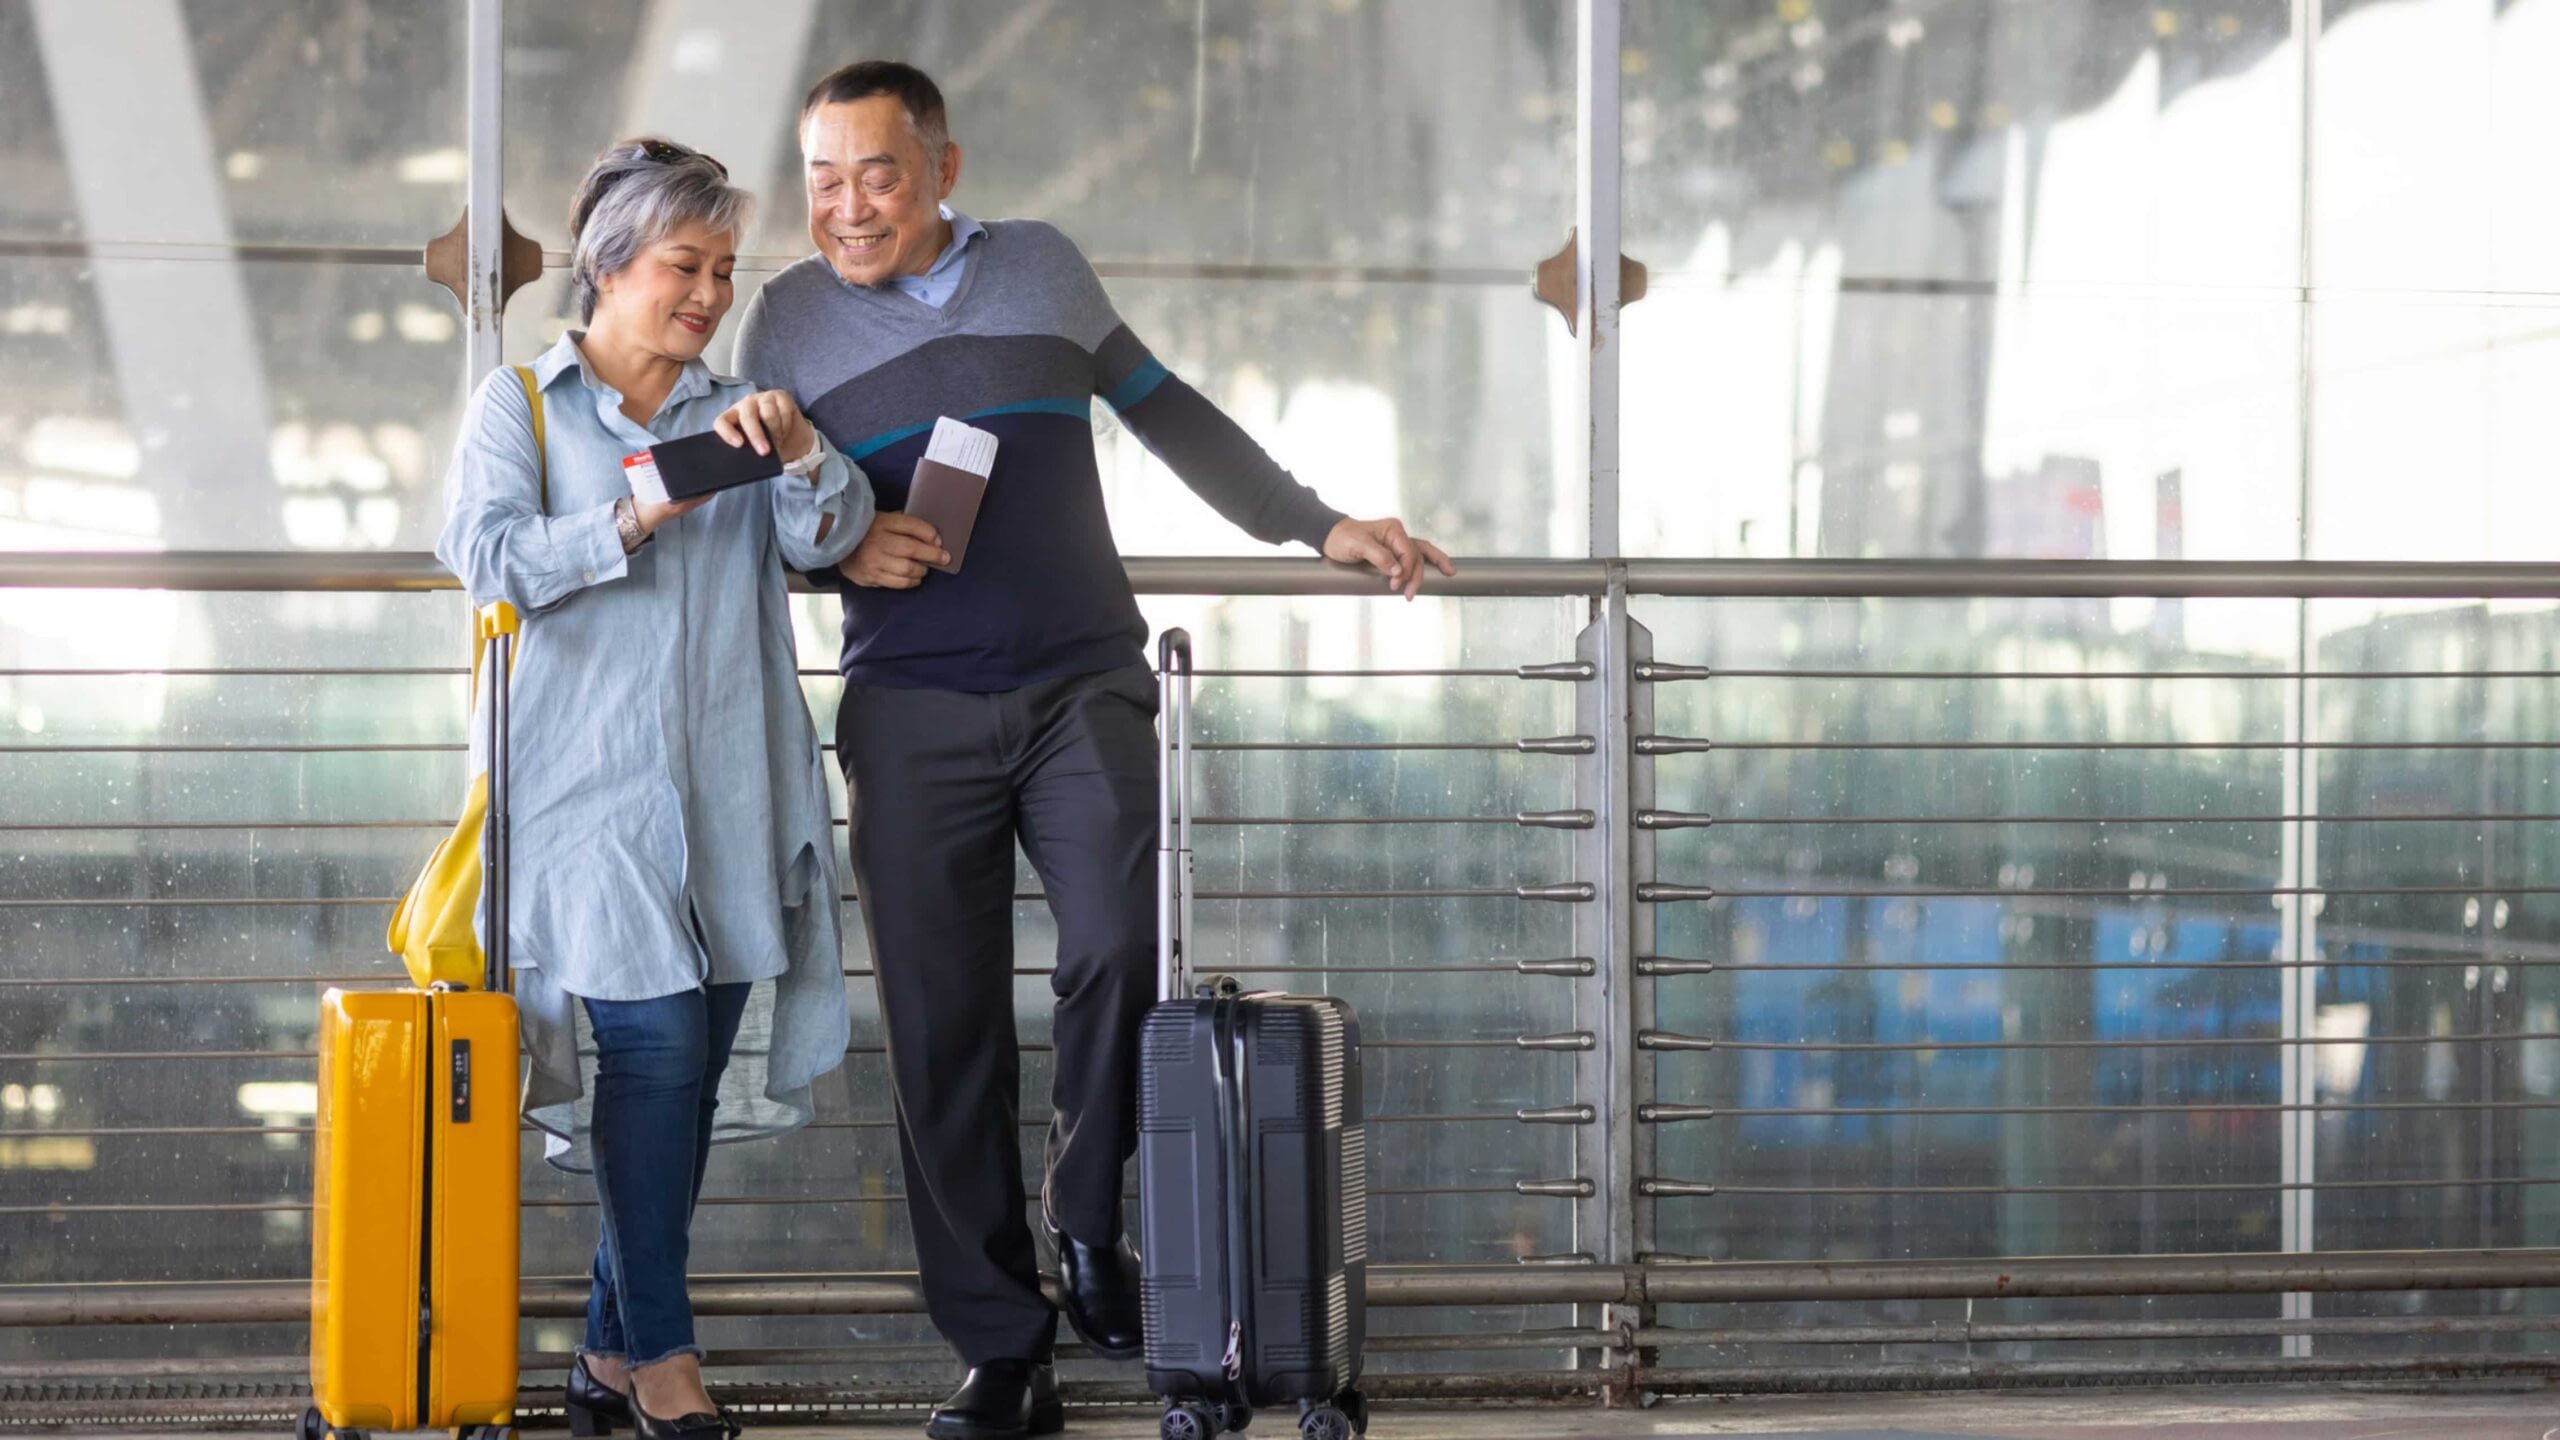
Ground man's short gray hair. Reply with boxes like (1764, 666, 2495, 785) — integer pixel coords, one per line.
(567, 138, 754, 323)
(800, 61, 952, 182)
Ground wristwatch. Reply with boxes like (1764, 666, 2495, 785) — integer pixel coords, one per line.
(781, 435, 826, 481)
(613, 495, 648, 554)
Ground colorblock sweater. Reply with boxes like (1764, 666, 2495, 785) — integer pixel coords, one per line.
(734, 219, 1346, 692)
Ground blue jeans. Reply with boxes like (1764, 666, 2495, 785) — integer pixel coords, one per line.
(580, 982, 751, 1369)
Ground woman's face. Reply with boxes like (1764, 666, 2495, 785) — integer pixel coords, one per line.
(594, 217, 737, 360)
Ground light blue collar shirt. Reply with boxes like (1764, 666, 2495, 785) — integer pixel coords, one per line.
(885, 205, 985, 308)
(435, 332, 870, 1170)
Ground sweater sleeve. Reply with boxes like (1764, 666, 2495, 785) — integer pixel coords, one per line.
(1044, 227, 1346, 553)
(730, 284, 790, 395)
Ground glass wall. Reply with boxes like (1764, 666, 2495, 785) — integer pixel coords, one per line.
(499, 0, 1584, 558)
(1620, 0, 2560, 565)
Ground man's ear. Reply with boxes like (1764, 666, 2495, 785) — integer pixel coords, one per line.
(937, 142, 963, 202)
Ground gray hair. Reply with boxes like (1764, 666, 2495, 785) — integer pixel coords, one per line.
(567, 138, 754, 323)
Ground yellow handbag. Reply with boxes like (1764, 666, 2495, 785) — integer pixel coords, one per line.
(386, 367, 545, 988)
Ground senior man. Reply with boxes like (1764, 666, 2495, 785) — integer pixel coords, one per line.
(734, 59, 1451, 1440)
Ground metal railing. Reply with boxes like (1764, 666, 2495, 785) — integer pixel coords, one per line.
(4, 552, 2560, 1419)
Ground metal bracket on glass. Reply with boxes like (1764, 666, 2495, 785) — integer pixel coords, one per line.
(1636, 1104, 1715, 1123)
(1517, 1177, 1599, 1199)
(1532, 227, 1649, 336)
(1517, 1031, 1599, 1052)
(1519, 661, 1599, 681)
(1636, 1251, 1711, 1264)
(1637, 1178, 1717, 1198)
(1633, 662, 1711, 683)
(1520, 882, 1599, 902)
(1635, 883, 1714, 903)
(1517, 957, 1599, 977)
(1635, 810, 1712, 830)
(1520, 1251, 1601, 1266)
(1518, 1104, 1600, 1125)
(1518, 734, 1599, 755)
(1637, 957, 1714, 976)
(1637, 1030, 1716, 1052)
(1518, 809, 1599, 830)
(1634, 735, 1711, 756)
(424, 206, 545, 315)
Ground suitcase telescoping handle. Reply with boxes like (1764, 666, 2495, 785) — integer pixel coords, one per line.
(1156, 629, 1194, 1005)
(478, 601, 519, 997)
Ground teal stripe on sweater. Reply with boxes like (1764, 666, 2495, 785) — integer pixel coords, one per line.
(844, 396, 1095, 462)
(1102, 357, 1169, 413)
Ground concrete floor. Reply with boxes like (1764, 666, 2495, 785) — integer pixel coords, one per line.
(731, 1387, 2559, 1438)
(69, 1386, 2560, 1440)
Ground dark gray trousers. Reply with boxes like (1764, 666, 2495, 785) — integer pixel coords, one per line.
(837, 662, 1160, 1366)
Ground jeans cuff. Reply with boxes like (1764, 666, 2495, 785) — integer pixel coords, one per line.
(628, 1344, 706, 1373)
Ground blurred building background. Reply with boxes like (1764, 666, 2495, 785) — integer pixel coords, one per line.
(2, 0, 2558, 1400)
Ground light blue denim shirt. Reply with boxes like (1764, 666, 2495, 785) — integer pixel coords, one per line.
(883, 205, 984, 308)
(435, 331, 871, 1169)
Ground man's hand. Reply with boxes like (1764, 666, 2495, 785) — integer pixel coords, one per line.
(713, 388, 817, 462)
(839, 512, 949, 589)
(1322, 516, 1456, 600)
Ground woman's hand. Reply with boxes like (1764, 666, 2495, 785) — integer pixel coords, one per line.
(714, 389, 817, 463)
(635, 495, 710, 535)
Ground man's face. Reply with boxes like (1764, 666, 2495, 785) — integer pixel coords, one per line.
(802, 96, 960, 288)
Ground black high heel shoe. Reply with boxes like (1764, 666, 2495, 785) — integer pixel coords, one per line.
(629, 1394, 741, 1440)
(565, 1354, 637, 1437)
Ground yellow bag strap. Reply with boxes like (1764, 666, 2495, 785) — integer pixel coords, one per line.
(467, 366, 544, 707)
(515, 363, 549, 512)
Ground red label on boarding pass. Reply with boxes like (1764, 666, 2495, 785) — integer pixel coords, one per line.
(622, 451, 669, 506)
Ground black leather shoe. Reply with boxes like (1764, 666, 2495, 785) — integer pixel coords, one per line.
(565, 1354, 636, 1436)
(926, 1359, 1064, 1440)
(629, 1394, 740, 1440)
(1051, 1225, 1144, 1361)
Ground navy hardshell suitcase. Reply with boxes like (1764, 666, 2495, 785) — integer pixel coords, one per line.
(1138, 631, 1370, 1440)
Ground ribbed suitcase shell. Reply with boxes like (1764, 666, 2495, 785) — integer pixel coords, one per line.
(1137, 990, 1367, 1408)
(311, 987, 519, 1429)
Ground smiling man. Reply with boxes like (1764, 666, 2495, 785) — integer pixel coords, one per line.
(732, 60, 1450, 1440)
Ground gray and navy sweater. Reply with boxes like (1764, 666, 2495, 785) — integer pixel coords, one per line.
(734, 220, 1345, 692)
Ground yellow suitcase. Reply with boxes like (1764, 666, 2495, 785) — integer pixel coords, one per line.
(306, 609, 522, 1439)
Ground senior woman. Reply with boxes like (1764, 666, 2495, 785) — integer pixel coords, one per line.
(436, 139, 866, 1438)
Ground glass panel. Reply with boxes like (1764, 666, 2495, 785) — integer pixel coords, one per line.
(1622, 287, 2302, 560)
(0, 253, 468, 553)
(500, 1, 1581, 556)
(1621, 0, 2304, 559)
(0, 590, 1586, 1358)
(2303, 597, 2560, 1346)
(504, 0, 1573, 266)
(1, 2, 464, 248)
(2312, 0, 2560, 297)
(1637, 594, 2298, 1268)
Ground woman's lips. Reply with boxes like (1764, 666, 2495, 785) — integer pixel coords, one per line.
(674, 314, 709, 334)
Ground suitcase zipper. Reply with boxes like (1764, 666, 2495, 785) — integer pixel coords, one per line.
(1208, 996, 1256, 1389)
(414, 996, 437, 1426)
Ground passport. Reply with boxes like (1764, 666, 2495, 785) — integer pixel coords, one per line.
(904, 418, 998, 575)
(622, 429, 783, 506)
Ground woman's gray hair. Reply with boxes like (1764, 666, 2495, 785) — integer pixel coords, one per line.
(567, 138, 754, 323)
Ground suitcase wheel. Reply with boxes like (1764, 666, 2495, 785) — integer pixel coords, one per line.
(1212, 1400, 1252, 1433)
(1160, 1402, 1217, 1440)
(1296, 1403, 1354, 1440)
(1337, 1389, 1369, 1436)
(295, 1408, 373, 1440)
